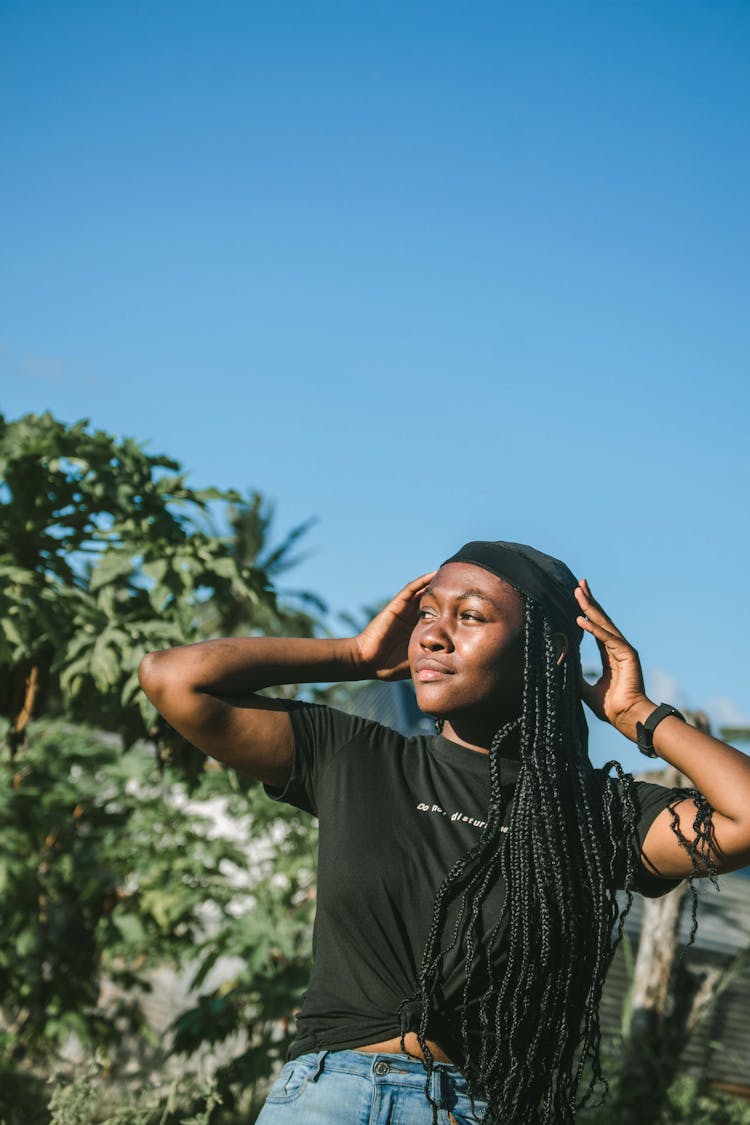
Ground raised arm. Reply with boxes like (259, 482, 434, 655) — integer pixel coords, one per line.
(575, 579, 750, 879)
(137, 572, 434, 787)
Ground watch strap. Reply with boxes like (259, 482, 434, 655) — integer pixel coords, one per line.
(636, 703, 686, 759)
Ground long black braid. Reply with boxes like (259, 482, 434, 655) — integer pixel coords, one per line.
(399, 596, 716, 1124)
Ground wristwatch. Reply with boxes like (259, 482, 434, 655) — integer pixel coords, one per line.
(636, 703, 686, 759)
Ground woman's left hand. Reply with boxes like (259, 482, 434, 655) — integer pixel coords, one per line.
(577, 583, 750, 881)
(574, 579, 653, 740)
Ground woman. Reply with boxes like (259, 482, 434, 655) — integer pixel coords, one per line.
(138, 541, 750, 1124)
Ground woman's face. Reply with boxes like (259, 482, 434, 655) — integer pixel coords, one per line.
(408, 561, 525, 724)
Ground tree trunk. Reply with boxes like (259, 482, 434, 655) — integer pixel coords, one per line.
(5, 660, 41, 759)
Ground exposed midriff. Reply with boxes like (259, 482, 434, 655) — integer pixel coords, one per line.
(355, 1033, 453, 1063)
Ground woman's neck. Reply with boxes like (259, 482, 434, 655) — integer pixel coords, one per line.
(441, 713, 522, 758)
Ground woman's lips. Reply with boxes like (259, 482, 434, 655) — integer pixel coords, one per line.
(414, 660, 453, 681)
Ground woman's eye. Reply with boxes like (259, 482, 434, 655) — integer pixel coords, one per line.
(460, 611, 484, 622)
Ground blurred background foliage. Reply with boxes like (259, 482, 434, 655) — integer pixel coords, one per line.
(0, 413, 321, 1122)
(1, 412, 748, 1124)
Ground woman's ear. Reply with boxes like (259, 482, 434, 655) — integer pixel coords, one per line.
(553, 632, 568, 667)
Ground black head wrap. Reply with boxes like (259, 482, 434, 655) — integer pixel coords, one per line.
(442, 540, 582, 644)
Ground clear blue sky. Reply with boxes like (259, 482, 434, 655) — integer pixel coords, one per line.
(2, 1, 749, 770)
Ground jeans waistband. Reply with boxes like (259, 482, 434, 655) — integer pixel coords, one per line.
(293, 1049, 469, 1106)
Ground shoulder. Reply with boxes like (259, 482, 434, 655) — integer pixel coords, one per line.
(602, 774, 689, 897)
(603, 774, 688, 828)
(287, 699, 409, 754)
(265, 699, 416, 816)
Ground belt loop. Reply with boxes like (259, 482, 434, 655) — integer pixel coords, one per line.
(310, 1050, 328, 1082)
(429, 1064, 449, 1109)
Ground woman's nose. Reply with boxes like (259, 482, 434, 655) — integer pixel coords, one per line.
(419, 618, 453, 651)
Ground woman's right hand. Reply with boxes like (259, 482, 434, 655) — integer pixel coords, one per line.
(353, 572, 436, 681)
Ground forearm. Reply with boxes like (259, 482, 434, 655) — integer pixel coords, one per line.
(138, 635, 370, 780)
(139, 635, 365, 701)
(620, 698, 750, 824)
(574, 580, 750, 873)
(137, 572, 427, 778)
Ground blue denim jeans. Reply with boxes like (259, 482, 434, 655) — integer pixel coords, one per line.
(255, 1050, 488, 1123)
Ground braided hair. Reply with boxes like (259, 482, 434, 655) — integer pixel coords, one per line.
(400, 594, 715, 1124)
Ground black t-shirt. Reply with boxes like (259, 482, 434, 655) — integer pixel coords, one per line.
(264, 702, 683, 1061)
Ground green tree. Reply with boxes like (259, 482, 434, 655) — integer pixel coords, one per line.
(0, 719, 317, 1122)
(197, 491, 325, 642)
(0, 412, 277, 752)
(0, 413, 320, 1119)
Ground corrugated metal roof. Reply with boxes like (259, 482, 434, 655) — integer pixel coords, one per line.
(620, 872, 750, 955)
(600, 920, 750, 1089)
